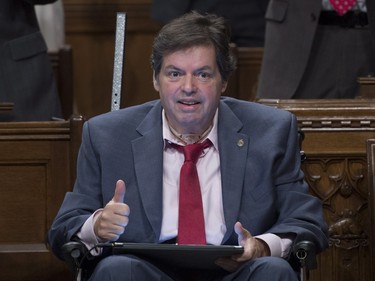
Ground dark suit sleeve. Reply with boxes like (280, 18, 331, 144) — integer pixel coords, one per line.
(366, 0, 375, 44)
(268, 114, 328, 253)
(47, 121, 104, 259)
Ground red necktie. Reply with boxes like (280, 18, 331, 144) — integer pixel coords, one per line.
(173, 139, 211, 245)
(330, 0, 357, 16)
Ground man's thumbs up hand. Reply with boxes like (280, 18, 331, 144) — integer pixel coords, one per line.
(94, 180, 130, 242)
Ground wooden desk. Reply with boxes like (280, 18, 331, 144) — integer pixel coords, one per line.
(0, 116, 83, 281)
(258, 99, 375, 281)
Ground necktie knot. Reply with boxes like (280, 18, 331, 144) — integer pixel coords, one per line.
(181, 139, 211, 164)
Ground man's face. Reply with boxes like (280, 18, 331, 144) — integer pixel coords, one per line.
(154, 45, 227, 135)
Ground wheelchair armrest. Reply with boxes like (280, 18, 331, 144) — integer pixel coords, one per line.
(293, 240, 317, 270)
(61, 241, 88, 273)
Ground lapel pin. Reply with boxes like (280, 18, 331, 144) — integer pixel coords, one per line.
(237, 139, 245, 147)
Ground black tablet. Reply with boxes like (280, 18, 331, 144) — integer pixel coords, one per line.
(110, 243, 244, 269)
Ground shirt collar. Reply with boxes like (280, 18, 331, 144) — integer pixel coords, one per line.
(162, 109, 219, 151)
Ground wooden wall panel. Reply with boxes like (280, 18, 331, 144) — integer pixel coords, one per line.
(233, 47, 263, 101)
(0, 118, 83, 281)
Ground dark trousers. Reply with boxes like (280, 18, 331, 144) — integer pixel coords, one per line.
(294, 24, 375, 99)
(88, 255, 299, 281)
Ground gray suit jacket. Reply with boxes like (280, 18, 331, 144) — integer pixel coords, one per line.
(0, 0, 62, 121)
(48, 97, 328, 262)
(256, 0, 375, 99)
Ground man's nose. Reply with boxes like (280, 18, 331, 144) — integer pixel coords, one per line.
(181, 75, 197, 94)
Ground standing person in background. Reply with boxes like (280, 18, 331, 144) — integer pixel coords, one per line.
(257, 0, 375, 99)
(0, 0, 63, 121)
(151, 0, 270, 47)
(35, 0, 65, 52)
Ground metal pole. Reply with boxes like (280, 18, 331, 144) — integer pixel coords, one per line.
(111, 12, 127, 111)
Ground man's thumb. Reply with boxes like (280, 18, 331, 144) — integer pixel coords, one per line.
(234, 221, 251, 243)
(112, 179, 126, 203)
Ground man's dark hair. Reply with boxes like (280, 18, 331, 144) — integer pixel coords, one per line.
(151, 11, 237, 82)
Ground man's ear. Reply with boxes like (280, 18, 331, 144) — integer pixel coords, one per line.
(221, 81, 228, 93)
(153, 72, 159, 91)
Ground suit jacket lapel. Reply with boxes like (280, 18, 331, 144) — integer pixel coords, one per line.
(131, 102, 164, 240)
(218, 102, 250, 243)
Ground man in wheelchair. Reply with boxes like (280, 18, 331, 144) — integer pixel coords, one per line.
(48, 11, 328, 281)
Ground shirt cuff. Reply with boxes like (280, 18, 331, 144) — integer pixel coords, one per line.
(255, 233, 293, 258)
(76, 209, 104, 256)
